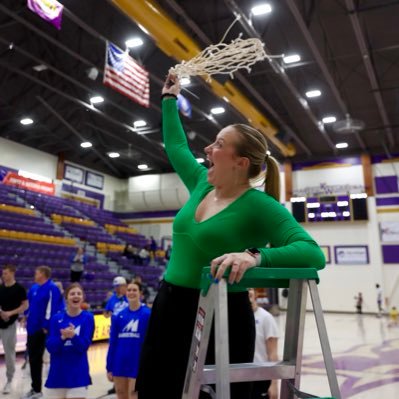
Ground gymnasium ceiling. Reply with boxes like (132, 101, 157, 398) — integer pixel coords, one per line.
(0, 0, 398, 178)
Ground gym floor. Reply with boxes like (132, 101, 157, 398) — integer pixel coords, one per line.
(1, 312, 398, 399)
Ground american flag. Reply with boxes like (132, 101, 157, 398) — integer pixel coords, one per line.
(103, 42, 150, 108)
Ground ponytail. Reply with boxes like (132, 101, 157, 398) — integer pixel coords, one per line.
(264, 155, 280, 201)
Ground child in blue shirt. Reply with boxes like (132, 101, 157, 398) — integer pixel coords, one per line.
(44, 283, 94, 399)
(106, 282, 151, 399)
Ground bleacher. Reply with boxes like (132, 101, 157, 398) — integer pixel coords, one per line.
(0, 182, 166, 306)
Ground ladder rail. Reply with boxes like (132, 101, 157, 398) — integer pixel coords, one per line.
(280, 279, 308, 399)
(308, 280, 342, 399)
(183, 268, 342, 399)
(182, 284, 216, 399)
(214, 279, 231, 399)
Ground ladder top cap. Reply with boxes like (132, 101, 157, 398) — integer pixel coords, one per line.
(200, 267, 320, 291)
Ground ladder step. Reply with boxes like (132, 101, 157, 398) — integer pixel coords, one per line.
(202, 362, 296, 384)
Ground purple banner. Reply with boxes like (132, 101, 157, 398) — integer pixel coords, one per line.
(376, 196, 399, 207)
(293, 156, 361, 171)
(27, 0, 63, 30)
(382, 245, 399, 264)
(375, 176, 399, 194)
(371, 153, 399, 164)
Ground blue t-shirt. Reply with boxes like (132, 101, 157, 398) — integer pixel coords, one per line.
(45, 310, 94, 388)
(27, 280, 63, 334)
(105, 293, 128, 316)
(106, 305, 151, 378)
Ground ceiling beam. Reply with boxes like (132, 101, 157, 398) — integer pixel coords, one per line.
(0, 60, 169, 168)
(284, 0, 367, 151)
(163, 0, 312, 157)
(111, 0, 296, 157)
(36, 96, 122, 177)
(345, 0, 395, 148)
(224, 0, 336, 153)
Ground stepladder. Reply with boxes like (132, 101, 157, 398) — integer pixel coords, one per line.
(182, 267, 341, 399)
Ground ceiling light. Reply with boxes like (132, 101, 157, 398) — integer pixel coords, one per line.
(32, 64, 47, 72)
(80, 142, 92, 148)
(90, 96, 104, 104)
(290, 197, 306, 203)
(196, 158, 205, 163)
(305, 89, 321, 98)
(335, 142, 348, 149)
(322, 116, 336, 124)
(108, 152, 120, 158)
(266, 150, 271, 155)
(251, 3, 272, 16)
(125, 37, 143, 48)
(137, 24, 150, 35)
(20, 118, 33, 125)
(134, 120, 147, 128)
(138, 164, 148, 170)
(283, 54, 301, 64)
(210, 107, 225, 115)
(180, 77, 191, 86)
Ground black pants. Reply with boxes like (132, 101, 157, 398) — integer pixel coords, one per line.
(136, 281, 255, 399)
(250, 381, 271, 399)
(27, 330, 46, 393)
(70, 270, 83, 282)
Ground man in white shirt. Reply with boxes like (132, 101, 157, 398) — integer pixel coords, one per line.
(248, 288, 279, 399)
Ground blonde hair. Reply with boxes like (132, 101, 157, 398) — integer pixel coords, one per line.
(231, 124, 280, 201)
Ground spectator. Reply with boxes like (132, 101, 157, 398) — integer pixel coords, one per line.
(106, 282, 151, 399)
(388, 306, 398, 327)
(0, 265, 28, 394)
(44, 283, 94, 399)
(70, 247, 87, 283)
(104, 276, 129, 395)
(149, 236, 157, 257)
(102, 290, 113, 309)
(54, 281, 66, 312)
(248, 288, 279, 399)
(133, 276, 150, 304)
(355, 292, 363, 314)
(104, 277, 128, 318)
(22, 266, 62, 399)
(376, 284, 383, 317)
(123, 245, 140, 264)
(138, 247, 150, 266)
(165, 245, 172, 261)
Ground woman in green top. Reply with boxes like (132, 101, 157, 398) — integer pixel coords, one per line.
(135, 75, 325, 399)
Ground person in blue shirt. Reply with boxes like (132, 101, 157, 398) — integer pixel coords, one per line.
(44, 283, 94, 399)
(104, 277, 128, 317)
(106, 282, 151, 399)
(22, 266, 62, 399)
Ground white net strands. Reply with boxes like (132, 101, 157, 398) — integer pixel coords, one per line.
(170, 37, 271, 81)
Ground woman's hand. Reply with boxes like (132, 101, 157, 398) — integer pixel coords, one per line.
(162, 74, 180, 97)
(210, 252, 257, 284)
(107, 372, 113, 382)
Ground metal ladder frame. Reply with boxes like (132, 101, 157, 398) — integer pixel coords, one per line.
(182, 278, 341, 399)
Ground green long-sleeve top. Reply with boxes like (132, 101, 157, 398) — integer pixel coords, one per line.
(162, 98, 325, 289)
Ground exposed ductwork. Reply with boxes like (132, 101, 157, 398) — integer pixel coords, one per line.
(111, 0, 296, 157)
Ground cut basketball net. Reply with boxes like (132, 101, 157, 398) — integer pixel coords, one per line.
(169, 17, 282, 81)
